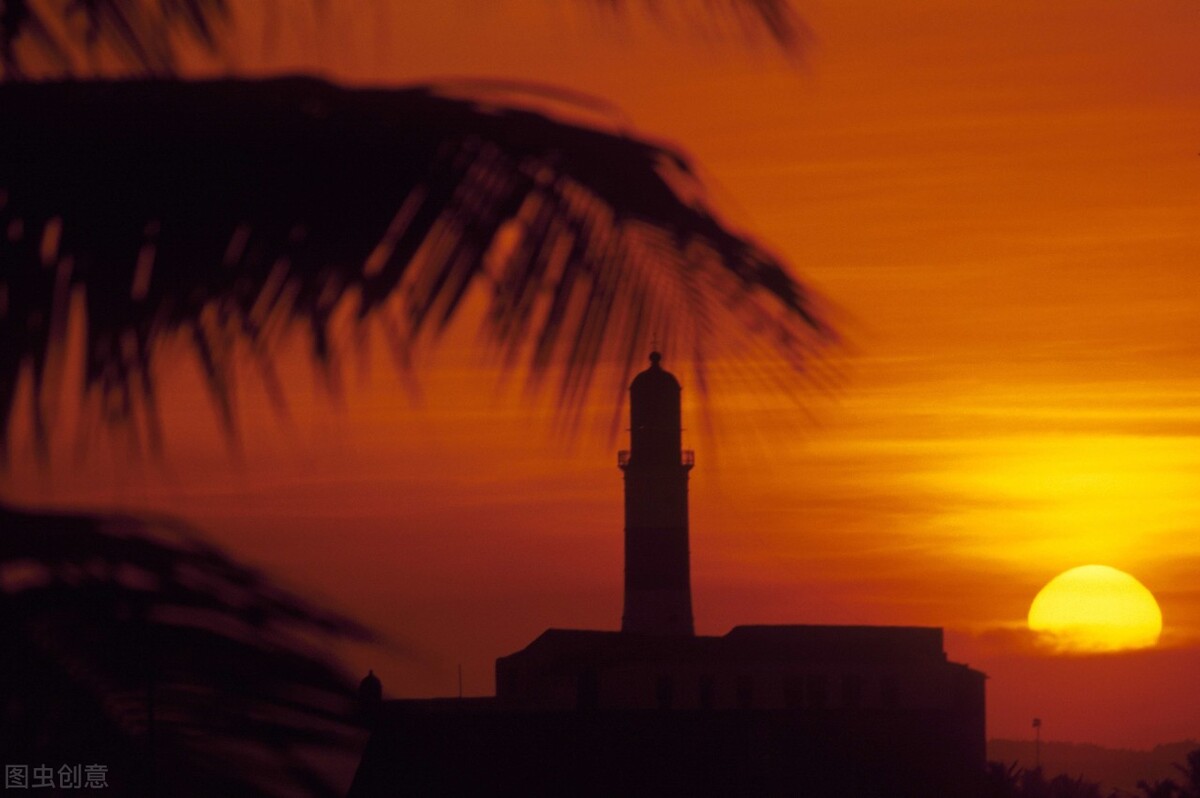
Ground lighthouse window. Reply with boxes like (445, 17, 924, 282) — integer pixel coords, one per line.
(576, 669, 599, 710)
(806, 675, 829, 709)
(841, 674, 863, 709)
(881, 676, 900, 708)
(656, 675, 674, 710)
(736, 675, 754, 709)
(783, 675, 804, 709)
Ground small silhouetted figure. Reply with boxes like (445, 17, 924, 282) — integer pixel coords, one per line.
(358, 670, 382, 724)
(619, 352, 695, 635)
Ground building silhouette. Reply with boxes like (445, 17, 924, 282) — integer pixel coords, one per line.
(349, 354, 986, 797)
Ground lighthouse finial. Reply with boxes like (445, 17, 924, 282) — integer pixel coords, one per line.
(649, 351, 662, 367)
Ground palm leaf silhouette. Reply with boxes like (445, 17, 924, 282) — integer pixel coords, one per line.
(0, 0, 804, 79)
(0, 501, 373, 797)
(1, 6, 826, 797)
(0, 77, 831, 455)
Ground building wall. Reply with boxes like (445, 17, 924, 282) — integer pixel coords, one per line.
(483, 629, 987, 796)
(350, 701, 986, 798)
(596, 660, 976, 712)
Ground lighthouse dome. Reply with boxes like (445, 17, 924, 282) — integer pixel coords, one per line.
(630, 352, 680, 393)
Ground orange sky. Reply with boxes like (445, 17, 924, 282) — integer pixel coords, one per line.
(8, 0, 1200, 749)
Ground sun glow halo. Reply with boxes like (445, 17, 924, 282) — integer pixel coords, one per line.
(1028, 565, 1162, 653)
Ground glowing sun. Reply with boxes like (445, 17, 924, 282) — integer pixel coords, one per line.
(1028, 565, 1162, 653)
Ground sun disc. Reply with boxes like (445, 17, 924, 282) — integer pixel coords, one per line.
(1027, 565, 1162, 653)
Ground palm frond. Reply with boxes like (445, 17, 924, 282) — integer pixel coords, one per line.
(0, 77, 832, 456)
(0, 0, 231, 79)
(0, 500, 373, 797)
(594, 0, 808, 53)
(0, 0, 803, 80)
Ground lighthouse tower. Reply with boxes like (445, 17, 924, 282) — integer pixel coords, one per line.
(618, 352, 695, 636)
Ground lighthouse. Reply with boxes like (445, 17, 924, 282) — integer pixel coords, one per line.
(618, 352, 695, 636)
(357, 351, 989, 798)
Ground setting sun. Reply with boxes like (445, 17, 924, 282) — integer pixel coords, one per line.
(1028, 565, 1163, 654)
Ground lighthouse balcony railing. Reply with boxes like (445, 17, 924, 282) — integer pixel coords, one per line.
(618, 450, 695, 468)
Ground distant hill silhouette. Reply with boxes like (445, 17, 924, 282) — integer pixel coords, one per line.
(989, 739, 1199, 795)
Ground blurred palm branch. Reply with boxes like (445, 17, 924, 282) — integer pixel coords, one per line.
(0, 3, 828, 796)
(0, 75, 832, 457)
(0, 502, 374, 797)
(0, 0, 806, 79)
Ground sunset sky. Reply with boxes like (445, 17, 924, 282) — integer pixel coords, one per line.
(9, 0, 1200, 749)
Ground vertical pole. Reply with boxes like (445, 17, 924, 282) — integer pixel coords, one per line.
(458, 664, 463, 699)
(1033, 717, 1042, 769)
(143, 607, 157, 798)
